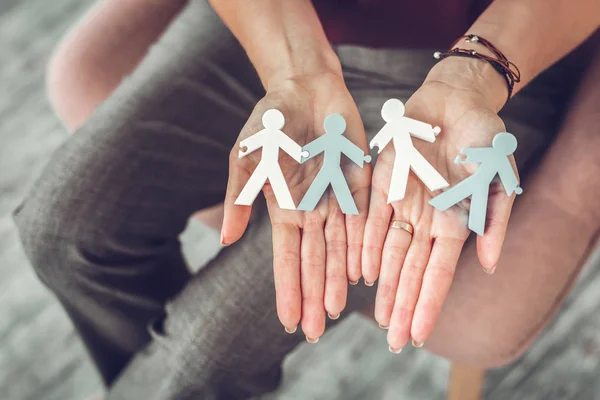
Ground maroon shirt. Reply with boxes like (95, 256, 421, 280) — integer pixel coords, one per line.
(313, 0, 492, 48)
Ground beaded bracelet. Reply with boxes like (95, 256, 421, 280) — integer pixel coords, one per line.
(433, 34, 521, 104)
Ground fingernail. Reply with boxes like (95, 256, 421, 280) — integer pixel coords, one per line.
(364, 280, 374, 287)
(306, 336, 320, 344)
(328, 312, 340, 320)
(412, 339, 424, 348)
(378, 324, 389, 330)
(389, 346, 403, 354)
(285, 325, 297, 334)
(349, 279, 359, 286)
(484, 265, 497, 275)
(220, 232, 230, 246)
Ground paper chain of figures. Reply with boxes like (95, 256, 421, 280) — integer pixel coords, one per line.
(234, 99, 523, 235)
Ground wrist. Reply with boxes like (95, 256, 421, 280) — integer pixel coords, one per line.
(425, 52, 508, 113)
(261, 43, 342, 91)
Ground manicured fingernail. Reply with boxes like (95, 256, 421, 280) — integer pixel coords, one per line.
(378, 324, 389, 330)
(349, 279, 359, 286)
(484, 265, 497, 275)
(389, 346, 403, 354)
(364, 280, 374, 287)
(306, 336, 320, 344)
(285, 325, 297, 334)
(328, 312, 340, 320)
(412, 339, 424, 348)
(220, 232, 230, 246)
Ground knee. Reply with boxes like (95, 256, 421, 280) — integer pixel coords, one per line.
(14, 206, 65, 291)
(13, 179, 84, 289)
(12, 156, 109, 291)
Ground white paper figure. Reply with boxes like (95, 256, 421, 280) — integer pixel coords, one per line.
(370, 99, 449, 203)
(235, 109, 308, 210)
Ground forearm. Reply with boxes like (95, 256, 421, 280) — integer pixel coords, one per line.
(208, 0, 341, 89)
(427, 0, 599, 111)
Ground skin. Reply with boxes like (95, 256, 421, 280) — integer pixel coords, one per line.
(50, 0, 600, 349)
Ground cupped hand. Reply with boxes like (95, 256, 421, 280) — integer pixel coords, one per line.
(222, 71, 372, 340)
(362, 78, 519, 351)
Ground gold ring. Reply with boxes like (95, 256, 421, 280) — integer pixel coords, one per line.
(389, 220, 414, 235)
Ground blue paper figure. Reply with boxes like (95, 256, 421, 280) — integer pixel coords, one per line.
(429, 132, 523, 235)
(297, 114, 371, 215)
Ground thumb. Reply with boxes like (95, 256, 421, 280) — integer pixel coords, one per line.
(476, 183, 516, 272)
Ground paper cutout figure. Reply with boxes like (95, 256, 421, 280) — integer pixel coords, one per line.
(429, 132, 523, 236)
(370, 99, 449, 203)
(235, 109, 308, 210)
(297, 114, 371, 215)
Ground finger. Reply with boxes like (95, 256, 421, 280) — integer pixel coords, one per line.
(476, 181, 517, 272)
(346, 186, 370, 284)
(387, 232, 432, 352)
(221, 152, 252, 245)
(324, 207, 348, 319)
(411, 237, 464, 344)
(300, 214, 327, 341)
(362, 186, 392, 285)
(272, 222, 302, 333)
(374, 222, 412, 328)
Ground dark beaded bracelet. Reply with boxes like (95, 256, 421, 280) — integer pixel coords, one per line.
(433, 34, 521, 105)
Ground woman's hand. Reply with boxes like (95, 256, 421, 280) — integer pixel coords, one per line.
(362, 59, 519, 351)
(222, 70, 371, 340)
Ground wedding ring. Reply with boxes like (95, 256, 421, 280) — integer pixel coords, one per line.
(389, 220, 414, 236)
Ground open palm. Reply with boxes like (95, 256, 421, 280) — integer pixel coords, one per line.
(222, 72, 371, 340)
(362, 81, 518, 351)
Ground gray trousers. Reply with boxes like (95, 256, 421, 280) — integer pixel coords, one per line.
(13, 0, 578, 398)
